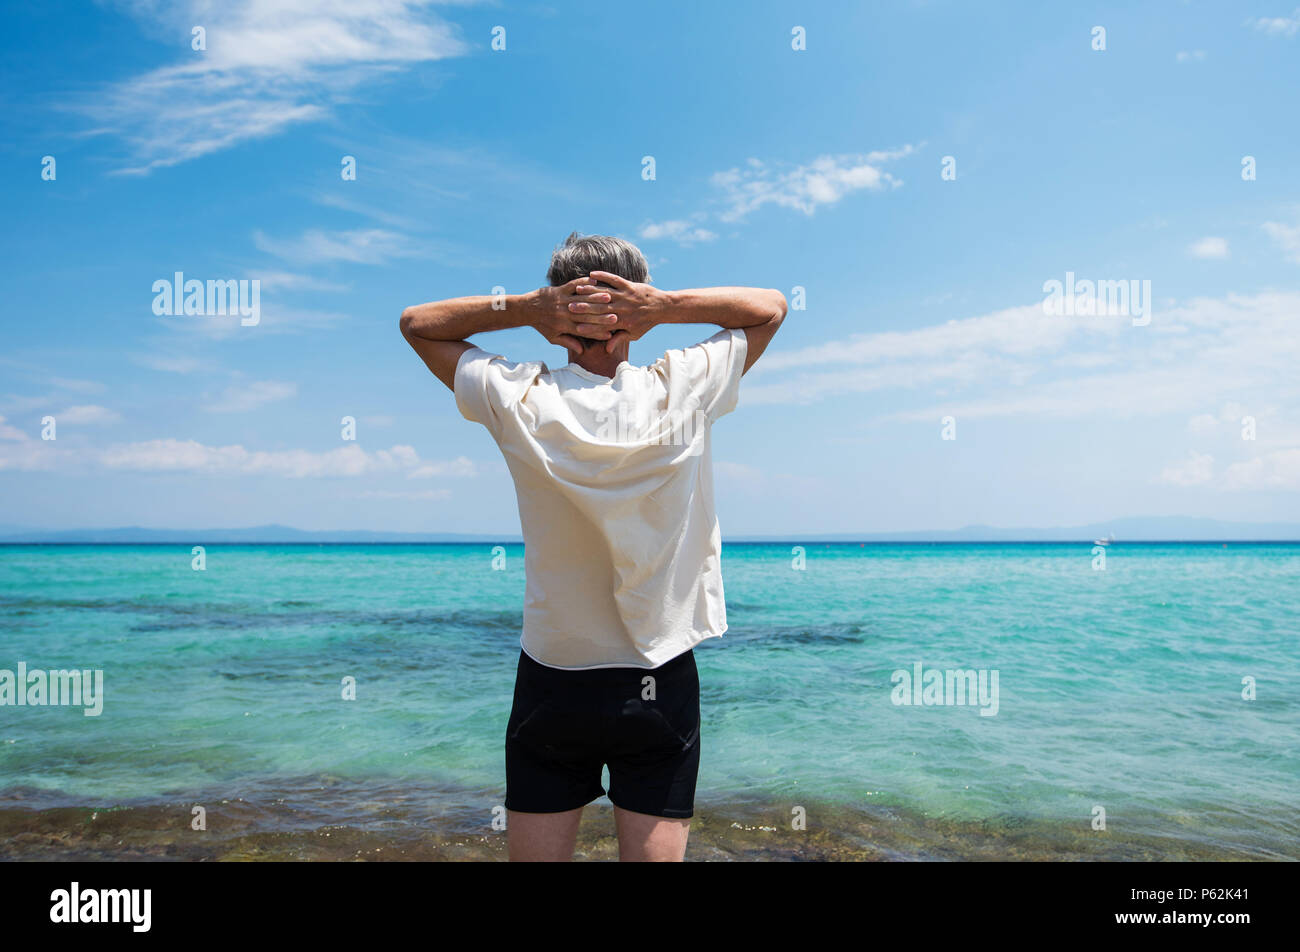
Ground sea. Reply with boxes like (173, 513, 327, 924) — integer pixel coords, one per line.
(1, 542, 1296, 861)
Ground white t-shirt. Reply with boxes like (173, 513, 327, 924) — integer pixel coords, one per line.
(455, 328, 748, 670)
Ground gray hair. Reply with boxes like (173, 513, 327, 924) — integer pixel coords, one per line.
(547, 232, 649, 287)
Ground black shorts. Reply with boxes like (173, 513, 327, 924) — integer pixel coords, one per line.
(504, 647, 701, 819)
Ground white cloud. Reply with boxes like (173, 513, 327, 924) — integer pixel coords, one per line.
(633, 147, 917, 245)
(0, 442, 61, 471)
(1189, 236, 1229, 259)
(757, 302, 1097, 376)
(0, 416, 29, 441)
(745, 292, 1300, 427)
(252, 271, 350, 293)
(82, 1, 466, 174)
(637, 220, 717, 244)
(1, 436, 481, 481)
(1157, 452, 1215, 486)
(312, 192, 425, 231)
(1247, 10, 1300, 36)
(357, 488, 452, 500)
(711, 148, 914, 221)
(49, 378, 106, 394)
(1188, 402, 1253, 432)
(205, 380, 297, 413)
(1263, 217, 1300, 263)
(713, 461, 764, 485)
(133, 353, 209, 374)
(55, 405, 122, 425)
(98, 439, 454, 478)
(253, 228, 420, 266)
(408, 457, 476, 478)
(1224, 448, 1300, 489)
(1175, 50, 1206, 62)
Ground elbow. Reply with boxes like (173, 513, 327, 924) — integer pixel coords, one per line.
(768, 289, 788, 323)
(398, 308, 415, 339)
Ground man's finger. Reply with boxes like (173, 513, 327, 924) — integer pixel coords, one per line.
(605, 329, 630, 353)
(572, 285, 609, 297)
(567, 302, 616, 315)
(555, 334, 584, 353)
(588, 270, 633, 290)
(574, 324, 614, 339)
(569, 309, 617, 323)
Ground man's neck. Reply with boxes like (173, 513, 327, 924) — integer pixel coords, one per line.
(568, 343, 630, 378)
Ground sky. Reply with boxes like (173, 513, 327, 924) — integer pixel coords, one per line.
(2, 0, 1300, 536)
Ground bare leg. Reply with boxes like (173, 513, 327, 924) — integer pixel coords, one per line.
(614, 806, 691, 861)
(507, 807, 584, 861)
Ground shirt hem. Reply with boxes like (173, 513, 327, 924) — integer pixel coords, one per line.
(519, 628, 724, 671)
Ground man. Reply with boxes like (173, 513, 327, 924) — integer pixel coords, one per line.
(399, 232, 785, 861)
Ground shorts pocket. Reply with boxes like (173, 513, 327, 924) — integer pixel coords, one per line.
(658, 705, 700, 749)
(507, 699, 552, 743)
(629, 701, 699, 751)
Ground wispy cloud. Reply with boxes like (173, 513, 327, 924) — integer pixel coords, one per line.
(1263, 215, 1300, 263)
(745, 292, 1300, 426)
(0, 416, 29, 441)
(636, 147, 917, 245)
(1187, 402, 1255, 434)
(97, 439, 469, 479)
(1157, 451, 1215, 486)
(357, 488, 452, 500)
(408, 457, 476, 478)
(253, 227, 422, 266)
(1189, 236, 1229, 259)
(311, 192, 425, 231)
(637, 220, 717, 244)
(49, 378, 106, 395)
(99, 440, 414, 477)
(1224, 448, 1300, 489)
(132, 352, 213, 374)
(1175, 50, 1207, 62)
(0, 436, 480, 480)
(54, 405, 122, 425)
(251, 270, 350, 293)
(1246, 10, 1300, 36)
(0, 441, 59, 471)
(82, 0, 467, 174)
(712, 148, 914, 222)
(1160, 444, 1300, 492)
(204, 380, 297, 413)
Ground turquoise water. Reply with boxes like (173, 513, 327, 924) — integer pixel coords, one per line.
(0, 542, 1297, 859)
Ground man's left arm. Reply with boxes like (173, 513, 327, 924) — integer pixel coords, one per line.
(399, 278, 618, 391)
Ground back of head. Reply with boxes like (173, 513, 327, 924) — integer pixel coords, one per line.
(548, 233, 650, 354)
(547, 232, 649, 290)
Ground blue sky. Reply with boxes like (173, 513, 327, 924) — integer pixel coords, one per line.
(2, 0, 1299, 535)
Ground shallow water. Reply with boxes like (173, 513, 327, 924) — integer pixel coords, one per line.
(1, 543, 1296, 860)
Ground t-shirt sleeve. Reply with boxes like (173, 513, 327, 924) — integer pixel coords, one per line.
(669, 328, 748, 423)
(454, 346, 512, 435)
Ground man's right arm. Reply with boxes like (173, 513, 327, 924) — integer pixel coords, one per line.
(578, 272, 786, 374)
(659, 287, 786, 374)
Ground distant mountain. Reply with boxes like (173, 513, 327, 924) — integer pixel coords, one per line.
(1, 517, 1298, 543)
(0, 524, 522, 544)
(733, 516, 1300, 542)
